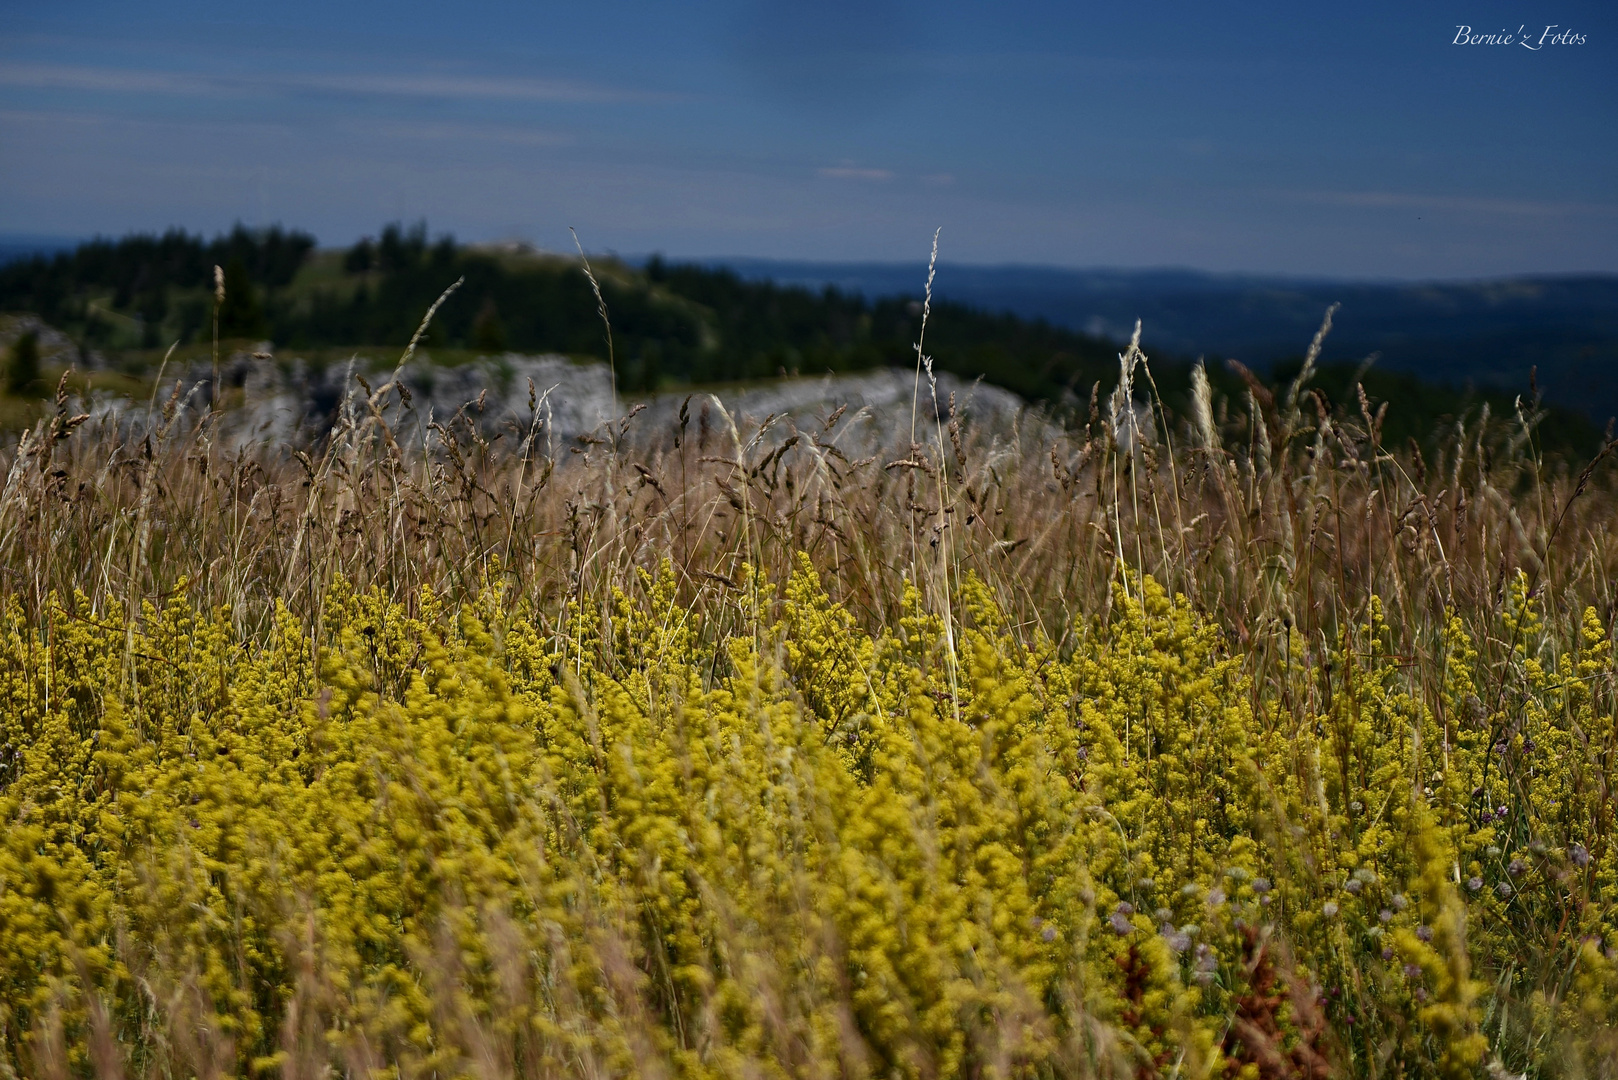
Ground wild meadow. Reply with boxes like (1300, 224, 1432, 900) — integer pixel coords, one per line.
(2, 309, 1617, 1078)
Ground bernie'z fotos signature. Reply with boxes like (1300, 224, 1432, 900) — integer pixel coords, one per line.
(1453, 25, 1586, 47)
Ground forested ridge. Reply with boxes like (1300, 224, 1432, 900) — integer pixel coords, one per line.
(0, 223, 1121, 401)
(1, 223, 1599, 452)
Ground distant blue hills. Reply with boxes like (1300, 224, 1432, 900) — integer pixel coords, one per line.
(704, 259, 1618, 425)
(0, 235, 80, 266)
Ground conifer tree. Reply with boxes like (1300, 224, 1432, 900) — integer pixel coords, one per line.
(4, 330, 39, 394)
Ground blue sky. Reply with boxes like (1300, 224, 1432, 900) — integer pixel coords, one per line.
(1, 1, 1614, 277)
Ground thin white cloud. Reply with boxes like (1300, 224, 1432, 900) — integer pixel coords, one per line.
(1287, 189, 1618, 218)
(0, 106, 297, 140)
(0, 62, 213, 95)
(0, 61, 652, 105)
(361, 120, 574, 147)
(0, 106, 569, 147)
(287, 73, 640, 103)
(817, 165, 894, 181)
(0, 106, 115, 126)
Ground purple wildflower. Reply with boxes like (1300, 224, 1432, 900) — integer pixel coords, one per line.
(1192, 943, 1217, 985)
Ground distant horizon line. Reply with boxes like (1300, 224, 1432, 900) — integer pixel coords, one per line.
(2, 231, 1616, 288)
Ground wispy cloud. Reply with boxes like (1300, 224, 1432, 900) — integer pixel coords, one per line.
(0, 62, 652, 104)
(361, 120, 574, 147)
(817, 165, 894, 181)
(287, 73, 640, 103)
(0, 107, 116, 126)
(0, 63, 211, 95)
(0, 105, 574, 152)
(1286, 189, 1618, 218)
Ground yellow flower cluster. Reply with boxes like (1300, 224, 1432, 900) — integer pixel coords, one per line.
(0, 562, 1612, 1077)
